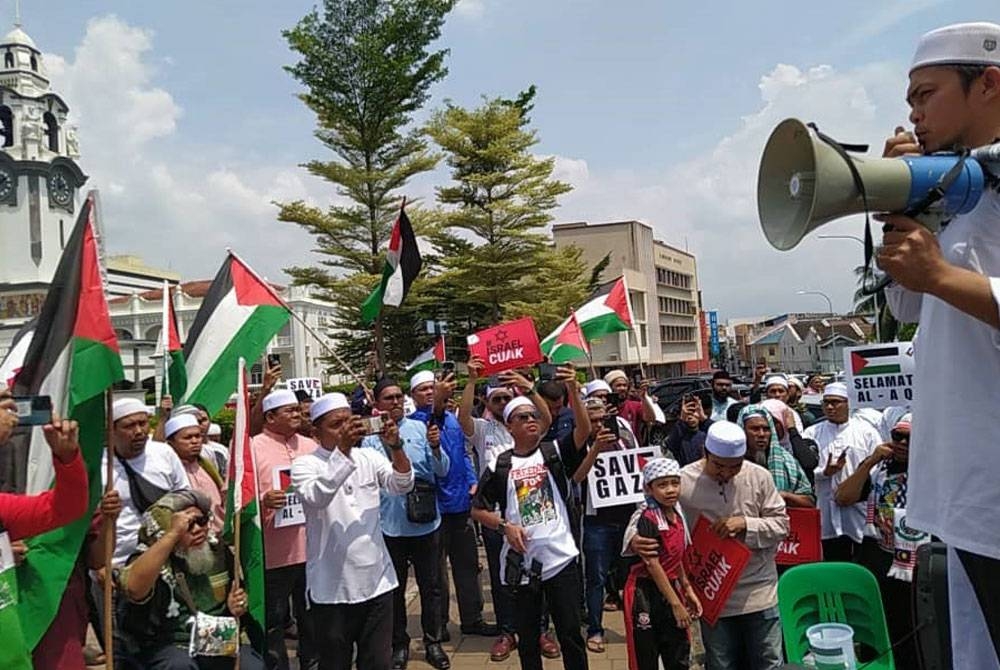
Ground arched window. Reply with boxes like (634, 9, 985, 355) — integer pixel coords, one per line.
(29, 54, 37, 72)
(0, 106, 13, 147)
(4, 52, 12, 68)
(115, 328, 135, 341)
(43, 112, 57, 152)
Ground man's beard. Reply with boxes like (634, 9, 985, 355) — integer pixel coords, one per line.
(176, 541, 218, 575)
(749, 448, 768, 467)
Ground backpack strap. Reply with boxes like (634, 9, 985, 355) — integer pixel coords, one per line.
(493, 449, 514, 517)
(538, 441, 569, 504)
(493, 441, 575, 519)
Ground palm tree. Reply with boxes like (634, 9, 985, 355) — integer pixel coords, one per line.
(852, 265, 898, 342)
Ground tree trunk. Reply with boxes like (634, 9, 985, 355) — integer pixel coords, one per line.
(374, 317, 386, 377)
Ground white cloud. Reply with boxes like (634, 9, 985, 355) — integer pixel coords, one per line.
(454, 0, 486, 19)
(554, 60, 912, 319)
(44, 15, 333, 284)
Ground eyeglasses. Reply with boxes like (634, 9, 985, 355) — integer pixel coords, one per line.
(509, 411, 540, 423)
(821, 398, 847, 406)
(188, 514, 210, 531)
(380, 393, 406, 403)
(490, 395, 513, 404)
(890, 430, 910, 443)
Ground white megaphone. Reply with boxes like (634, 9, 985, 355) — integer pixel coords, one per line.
(757, 118, 993, 251)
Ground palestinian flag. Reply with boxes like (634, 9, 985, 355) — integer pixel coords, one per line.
(0, 317, 35, 389)
(360, 205, 422, 325)
(182, 252, 290, 415)
(541, 311, 590, 364)
(541, 277, 633, 356)
(406, 335, 446, 372)
(850, 347, 902, 376)
(5, 194, 123, 662)
(161, 281, 187, 400)
(223, 358, 265, 652)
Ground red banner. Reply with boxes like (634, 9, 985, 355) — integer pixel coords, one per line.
(466, 317, 543, 374)
(776, 507, 822, 566)
(683, 515, 752, 626)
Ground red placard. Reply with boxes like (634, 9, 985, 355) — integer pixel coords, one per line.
(683, 515, 752, 626)
(775, 507, 822, 566)
(466, 317, 543, 375)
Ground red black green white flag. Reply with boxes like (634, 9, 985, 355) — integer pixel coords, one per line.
(4, 193, 124, 663)
(406, 334, 446, 372)
(541, 276, 633, 360)
(360, 204, 422, 325)
(850, 347, 903, 376)
(182, 252, 290, 415)
(161, 281, 187, 400)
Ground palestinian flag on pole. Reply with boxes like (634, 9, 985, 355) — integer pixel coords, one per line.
(406, 335, 446, 372)
(850, 346, 902, 376)
(223, 358, 265, 652)
(541, 276, 633, 356)
(4, 193, 124, 662)
(161, 281, 187, 400)
(182, 252, 290, 415)
(360, 204, 422, 325)
(541, 311, 590, 364)
(0, 317, 35, 389)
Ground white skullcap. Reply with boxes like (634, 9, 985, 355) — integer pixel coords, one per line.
(603, 369, 627, 386)
(788, 377, 805, 390)
(643, 457, 680, 485)
(764, 374, 788, 389)
(911, 22, 1000, 73)
(409, 370, 435, 391)
(172, 404, 200, 417)
(704, 421, 747, 458)
(164, 413, 199, 439)
(112, 398, 148, 423)
(823, 382, 849, 399)
(207, 423, 221, 437)
(502, 396, 535, 423)
(262, 389, 298, 413)
(584, 380, 612, 397)
(486, 386, 512, 399)
(310, 392, 351, 423)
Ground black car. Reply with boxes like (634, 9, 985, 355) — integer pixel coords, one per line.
(649, 376, 713, 420)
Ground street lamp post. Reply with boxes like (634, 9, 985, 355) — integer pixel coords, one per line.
(797, 289, 835, 372)
(817, 234, 882, 342)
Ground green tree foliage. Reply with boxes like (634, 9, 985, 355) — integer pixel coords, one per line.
(278, 0, 454, 373)
(424, 89, 589, 333)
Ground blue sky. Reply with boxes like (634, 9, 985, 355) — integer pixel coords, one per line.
(14, 0, 997, 320)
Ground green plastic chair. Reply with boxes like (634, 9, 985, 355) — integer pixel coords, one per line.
(778, 562, 895, 669)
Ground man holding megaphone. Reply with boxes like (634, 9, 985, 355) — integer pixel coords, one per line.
(876, 22, 1000, 670)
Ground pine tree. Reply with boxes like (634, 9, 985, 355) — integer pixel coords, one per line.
(278, 0, 454, 373)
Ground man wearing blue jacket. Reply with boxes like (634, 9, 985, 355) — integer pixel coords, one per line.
(410, 370, 498, 641)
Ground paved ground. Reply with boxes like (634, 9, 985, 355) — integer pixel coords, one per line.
(87, 548, 705, 669)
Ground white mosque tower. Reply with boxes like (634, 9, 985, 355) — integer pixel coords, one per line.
(0, 12, 86, 298)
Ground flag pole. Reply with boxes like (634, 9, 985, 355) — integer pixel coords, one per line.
(103, 388, 116, 670)
(621, 273, 647, 379)
(159, 280, 170, 404)
(232, 493, 242, 670)
(572, 310, 599, 380)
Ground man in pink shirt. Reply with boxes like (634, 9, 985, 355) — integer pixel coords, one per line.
(164, 413, 226, 536)
(253, 389, 319, 670)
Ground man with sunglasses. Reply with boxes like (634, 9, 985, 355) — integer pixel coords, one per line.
(802, 383, 881, 563)
(458, 356, 553, 662)
(834, 413, 927, 668)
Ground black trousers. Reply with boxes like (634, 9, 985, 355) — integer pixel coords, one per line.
(511, 561, 589, 670)
(438, 510, 485, 627)
(627, 577, 690, 670)
(822, 536, 864, 562)
(310, 591, 394, 670)
(859, 543, 919, 669)
(385, 530, 444, 648)
(264, 563, 317, 670)
(957, 549, 1000, 662)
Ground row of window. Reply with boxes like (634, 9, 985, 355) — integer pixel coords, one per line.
(0, 105, 59, 151)
(3, 50, 38, 72)
(657, 296, 694, 315)
(660, 325, 696, 343)
(655, 267, 692, 289)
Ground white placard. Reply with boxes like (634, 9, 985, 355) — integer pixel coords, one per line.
(842, 342, 916, 410)
(272, 466, 305, 528)
(286, 377, 323, 400)
(586, 447, 660, 509)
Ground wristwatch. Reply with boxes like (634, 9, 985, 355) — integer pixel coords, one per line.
(497, 519, 507, 533)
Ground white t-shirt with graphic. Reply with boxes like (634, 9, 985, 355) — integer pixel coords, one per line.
(498, 448, 578, 585)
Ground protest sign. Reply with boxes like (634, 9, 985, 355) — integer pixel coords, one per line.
(272, 466, 305, 528)
(683, 515, 752, 626)
(466, 317, 543, 375)
(586, 447, 659, 509)
(286, 377, 323, 400)
(776, 507, 822, 566)
(843, 342, 915, 410)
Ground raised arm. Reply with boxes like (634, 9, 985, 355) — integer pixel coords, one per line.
(458, 357, 484, 439)
(121, 508, 200, 602)
(558, 365, 591, 450)
(835, 444, 892, 507)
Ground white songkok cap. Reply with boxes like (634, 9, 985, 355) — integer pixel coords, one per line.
(409, 370, 435, 391)
(207, 423, 222, 437)
(262, 389, 298, 413)
(112, 398, 148, 423)
(704, 421, 747, 458)
(603, 369, 627, 386)
(502, 396, 535, 423)
(486, 385, 512, 399)
(643, 457, 680, 485)
(310, 393, 351, 423)
(164, 414, 199, 439)
(584, 380, 612, 397)
(788, 377, 805, 390)
(911, 22, 1000, 73)
(823, 382, 849, 400)
(764, 374, 788, 389)
(172, 404, 200, 417)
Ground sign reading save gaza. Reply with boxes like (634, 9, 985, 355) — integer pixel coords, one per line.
(842, 342, 915, 410)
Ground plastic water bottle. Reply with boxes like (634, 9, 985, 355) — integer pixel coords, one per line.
(802, 652, 818, 668)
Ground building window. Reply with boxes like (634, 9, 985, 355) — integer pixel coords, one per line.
(3, 52, 12, 69)
(0, 106, 13, 147)
(629, 291, 645, 320)
(43, 112, 58, 152)
(29, 54, 37, 72)
(115, 328, 134, 341)
(768, 346, 776, 356)
(59, 219, 64, 248)
(250, 363, 263, 386)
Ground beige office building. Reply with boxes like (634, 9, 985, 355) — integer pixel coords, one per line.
(552, 220, 704, 378)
